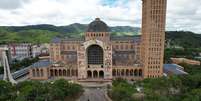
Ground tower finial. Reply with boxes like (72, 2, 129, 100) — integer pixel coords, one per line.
(95, 18, 100, 21)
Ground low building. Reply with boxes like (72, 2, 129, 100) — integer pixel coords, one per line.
(171, 58, 201, 65)
(32, 44, 49, 58)
(7, 43, 49, 61)
(163, 64, 188, 76)
(29, 60, 52, 80)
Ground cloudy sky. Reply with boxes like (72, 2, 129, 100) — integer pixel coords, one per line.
(0, 0, 200, 33)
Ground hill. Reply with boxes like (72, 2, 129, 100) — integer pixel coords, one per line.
(0, 24, 201, 49)
(0, 23, 140, 43)
(166, 31, 201, 48)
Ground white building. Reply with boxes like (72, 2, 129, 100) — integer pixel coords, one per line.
(8, 43, 32, 61)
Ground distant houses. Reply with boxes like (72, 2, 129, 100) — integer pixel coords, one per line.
(171, 58, 201, 65)
(8, 43, 32, 61)
(0, 43, 49, 63)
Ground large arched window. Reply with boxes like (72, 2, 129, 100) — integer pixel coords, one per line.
(87, 45, 103, 65)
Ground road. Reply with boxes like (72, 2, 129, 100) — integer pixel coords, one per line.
(78, 88, 108, 101)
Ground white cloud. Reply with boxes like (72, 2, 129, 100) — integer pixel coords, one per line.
(0, 0, 30, 9)
(166, 0, 201, 33)
(0, 0, 200, 33)
(0, 0, 140, 26)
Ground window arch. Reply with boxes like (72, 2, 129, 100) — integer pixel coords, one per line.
(32, 69, 36, 77)
(40, 69, 44, 77)
(87, 45, 103, 65)
(36, 69, 40, 77)
(87, 70, 92, 78)
(99, 71, 104, 78)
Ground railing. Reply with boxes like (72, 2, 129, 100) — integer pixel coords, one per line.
(0, 66, 31, 80)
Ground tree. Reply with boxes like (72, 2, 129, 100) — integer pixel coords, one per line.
(0, 80, 16, 100)
(49, 79, 83, 101)
(110, 79, 137, 101)
(183, 89, 201, 101)
(15, 81, 50, 101)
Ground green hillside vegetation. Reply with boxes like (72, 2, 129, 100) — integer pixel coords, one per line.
(0, 28, 58, 44)
(0, 24, 201, 50)
(164, 31, 201, 63)
(166, 31, 201, 48)
(0, 24, 140, 44)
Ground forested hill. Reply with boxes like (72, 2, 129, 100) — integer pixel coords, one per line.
(0, 24, 201, 48)
(166, 31, 201, 48)
(1, 23, 140, 35)
(0, 23, 140, 43)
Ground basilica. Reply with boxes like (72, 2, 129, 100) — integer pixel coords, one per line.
(29, 0, 167, 81)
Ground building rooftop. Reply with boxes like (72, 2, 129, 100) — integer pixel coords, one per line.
(51, 35, 141, 43)
(87, 18, 109, 32)
(51, 37, 61, 43)
(111, 35, 141, 43)
(62, 37, 85, 42)
(163, 64, 188, 75)
(30, 60, 52, 69)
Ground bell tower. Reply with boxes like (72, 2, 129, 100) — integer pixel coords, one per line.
(141, 0, 167, 78)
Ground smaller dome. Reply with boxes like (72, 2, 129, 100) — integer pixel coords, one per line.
(87, 18, 109, 32)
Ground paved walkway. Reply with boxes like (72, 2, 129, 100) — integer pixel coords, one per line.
(77, 88, 108, 101)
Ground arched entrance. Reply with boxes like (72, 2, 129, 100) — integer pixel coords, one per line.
(130, 69, 133, 76)
(67, 69, 70, 77)
(99, 71, 104, 78)
(87, 70, 92, 78)
(87, 45, 103, 65)
(134, 69, 138, 76)
(50, 69, 53, 76)
(112, 69, 116, 76)
(59, 70, 62, 76)
(63, 70, 67, 76)
(55, 70, 58, 76)
(139, 69, 142, 77)
(126, 69, 129, 76)
(93, 70, 98, 78)
(32, 69, 36, 77)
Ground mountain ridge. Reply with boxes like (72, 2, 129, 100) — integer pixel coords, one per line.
(1, 23, 141, 34)
(0, 24, 201, 48)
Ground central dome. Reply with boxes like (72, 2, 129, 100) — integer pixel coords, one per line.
(87, 18, 109, 32)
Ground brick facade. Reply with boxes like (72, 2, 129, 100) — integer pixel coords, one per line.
(29, 0, 167, 81)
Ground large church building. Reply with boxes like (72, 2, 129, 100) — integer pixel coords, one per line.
(29, 0, 167, 81)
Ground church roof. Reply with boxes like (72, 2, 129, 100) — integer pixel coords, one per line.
(51, 37, 85, 43)
(163, 64, 188, 75)
(51, 37, 61, 43)
(30, 60, 52, 69)
(87, 18, 109, 32)
(111, 35, 141, 43)
(62, 37, 85, 42)
(51, 35, 141, 43)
